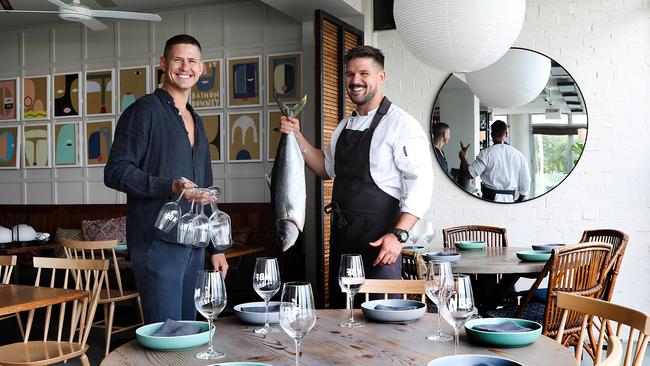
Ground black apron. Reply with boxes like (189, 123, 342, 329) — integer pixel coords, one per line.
(326, 97, 401, 308)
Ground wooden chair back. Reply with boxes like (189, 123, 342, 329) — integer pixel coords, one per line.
(0, 255, 17, 284)
(556, 292, 649, 366)
(401, 249, 427, 280)
(516, 243, 612, 345)
(346, 279, 425, 309)
(442, 225, 508, 248)
(580, 229, 630, 302)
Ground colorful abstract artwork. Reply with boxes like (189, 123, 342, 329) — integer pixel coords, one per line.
(227, 56, 260, 107)
(23, 124, 50, 168)
(267, 53, 301, 103)
(0, 78, 18, 121)
(23, 76, 49, 120)
(0, 126, 19, 169)
(267, 110, 282, 161)
(153, 66, 165, 89)
(86, 69, 114, 115)
(86, 121, 112, 165)
(228, 111, 261, 162)
(191, 59, 221, 109)
(54, 122, 79, 166)
(201, 114, 222, 162)
(54, 73, 80, 117)
(119, 66, 147, 113)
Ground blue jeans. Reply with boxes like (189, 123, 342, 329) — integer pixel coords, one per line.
(130, 239, 205, 323)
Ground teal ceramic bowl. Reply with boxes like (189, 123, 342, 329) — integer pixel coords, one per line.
(115, 243, 128, 252)
(208, 363, 272, 366)
(402, 245, 426, 253)
(464, 318, 542, 347)
(516, 250, 551, 262)
(454, 241, 487, 250)
(136, 321, 210, 351)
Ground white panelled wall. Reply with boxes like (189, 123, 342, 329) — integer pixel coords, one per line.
(0, 0, 302, 204)
(374, 0, 650, 311)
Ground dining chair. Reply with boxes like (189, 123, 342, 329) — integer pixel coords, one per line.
(556, 292, 648, 366)
(61, 239, 144, 356)
(579, 229, 629, 302)
(486, 242, 612, 346)
(0, 255, 24, 338)
(400, 249, 427, 280)
(442, 225, 508, 248)
(0, 256, 108, 366)
(346, 279, 425, 309)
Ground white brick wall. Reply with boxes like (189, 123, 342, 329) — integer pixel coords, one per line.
(374, 0, 650, 312)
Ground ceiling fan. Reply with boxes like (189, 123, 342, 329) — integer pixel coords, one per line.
(0, 0, 161, 31)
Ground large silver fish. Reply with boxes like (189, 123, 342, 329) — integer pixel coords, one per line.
(270, 95, 307, 251)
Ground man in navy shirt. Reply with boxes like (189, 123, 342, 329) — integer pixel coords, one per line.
(105, 34, 228, 323)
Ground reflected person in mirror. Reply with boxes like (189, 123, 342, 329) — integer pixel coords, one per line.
(458, 120, 530, 203)
(279, 45, 434, 307)
(104, 34, 229, 323)
(431, 122, 450, 174)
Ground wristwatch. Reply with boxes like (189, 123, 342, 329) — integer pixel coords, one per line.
(391, 228, 409, 243)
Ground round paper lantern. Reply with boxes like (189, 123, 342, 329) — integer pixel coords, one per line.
(466, 48, 551, 109)
(393, 0, 525, 73)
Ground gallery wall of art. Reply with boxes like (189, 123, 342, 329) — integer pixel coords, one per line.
(0, 0, 303, 204)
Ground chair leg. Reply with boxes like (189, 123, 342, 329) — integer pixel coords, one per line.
(105, 302, 116, 357)
(16, 313, 25, 339)
(80, 353, 90, 366)
(136, 296, 145, 326)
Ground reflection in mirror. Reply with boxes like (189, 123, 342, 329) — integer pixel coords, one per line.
(431, 48, 587, 203)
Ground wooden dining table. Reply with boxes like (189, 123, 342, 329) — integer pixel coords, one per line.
(100, 309, 574, 365)
(0, 284, 88, 316)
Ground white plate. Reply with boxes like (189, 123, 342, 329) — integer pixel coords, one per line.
(233, 301, 280, 325)
(427, 354, 524, 366)
(361, 299, 426, 323)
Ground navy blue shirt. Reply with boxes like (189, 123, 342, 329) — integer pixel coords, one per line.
(104, 88, 220, 254)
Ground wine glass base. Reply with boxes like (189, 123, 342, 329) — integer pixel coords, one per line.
(339, 320, 364, 328)
(196, 350, 225, 360)
(254, 325, 280, 334)
(426, 333, 453, 342)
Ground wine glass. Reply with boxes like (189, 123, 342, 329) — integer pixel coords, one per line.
(190, 189, 210, 248)
(424, 261, 454, 342)
(253, 257, 281, 334)
(207, 185, 223, 214)
(440, 274, 475, 353)
(420, 219, 435, 249)
(208, 190, 233, 249)
(280, 282, 316, 366)
(154, 188, 185, 233)
(177, 200, 196, 245)
(338, 254, 365, 328)
(405, 221, 421, 249)
(194, 270, 227, 360)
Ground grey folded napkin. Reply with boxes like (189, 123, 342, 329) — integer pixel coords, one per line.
(241, 304, 280, 313)
(152, 319, 202, 337)
(374, 304, 418, 311)
(472, 320, 533, 333)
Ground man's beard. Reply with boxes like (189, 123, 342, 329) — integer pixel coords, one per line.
(348, 85, 375, 106)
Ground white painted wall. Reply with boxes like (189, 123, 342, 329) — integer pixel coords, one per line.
(373, 0, 650, 312)
(0, 0, 302, 204)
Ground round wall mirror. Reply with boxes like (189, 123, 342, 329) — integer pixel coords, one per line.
(431, 47, 588, 203)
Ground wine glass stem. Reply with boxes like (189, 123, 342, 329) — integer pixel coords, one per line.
(348, 294, 355, 322)
(294, 338, 301, 366)
(454, 327, 459, 354)
(207, 318, 215, 353)
(436, 305, 443, 334)
(264, 298, 270, 328)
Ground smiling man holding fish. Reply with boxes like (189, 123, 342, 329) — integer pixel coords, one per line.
(280, 45, 434, 307)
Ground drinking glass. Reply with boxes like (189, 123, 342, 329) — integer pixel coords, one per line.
(338, 254, 365, 328)
(208, 192, 233, 249)
(420, 219, 435, 247)
(406, 221, 421, 248)
(207, 185, 223, 214)
(424, 261, 454, 342)
(279, 282, 316, 366)
(440, 274, 475, 353)
(194, 270, 227, 360)
(177, 200, 196, 245)
(253, 257, 281, 334)
(190, 189, 210, 247)
(154, 188, 185, 233)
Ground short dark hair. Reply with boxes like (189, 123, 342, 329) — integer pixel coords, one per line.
(163, 34, 202, 60)
(344, 45, 384, 69)
(431, 122, 450, 139)
(491, 120, 508, 138)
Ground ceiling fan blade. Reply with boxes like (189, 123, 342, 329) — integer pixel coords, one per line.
(90, 9, 161, 22)
(47, 0, 71, 9)
(93, 0, 117, 8)
(0, 9, 59, 14)
(1, 0, 12, 10)
(79, 16, 108, 31)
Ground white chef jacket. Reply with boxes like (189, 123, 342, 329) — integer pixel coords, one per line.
(467, 143, 531, 203)
(324, 104, 434, 218)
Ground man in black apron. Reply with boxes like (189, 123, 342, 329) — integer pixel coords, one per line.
(279, 46, 434, 308)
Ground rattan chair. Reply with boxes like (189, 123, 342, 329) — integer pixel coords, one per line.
(442, 225, 508, 248)
(401, 249, 427, 280)
(0, 255, 24, 338)
(579, 229, 629, 302)
(556, 292, 648, 366)
(0, 257, 108, 366)
(62, 239, 144, 356)
(345, 279, 425, 309)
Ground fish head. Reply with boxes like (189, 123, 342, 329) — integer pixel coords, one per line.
(278, 220, 300, 252)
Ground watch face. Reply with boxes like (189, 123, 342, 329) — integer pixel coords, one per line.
(399, 232, 408, 242)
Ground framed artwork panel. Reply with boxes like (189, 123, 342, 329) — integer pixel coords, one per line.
(227, 110, 261, 162)
(119, 66, 148, 113)
(54, 72, 81, 118)
(85, 69, 114, 116)
(22, 75, 50, 120)
(53, 121, 81, 167)
(267, 52, 301, 104)
(191, 59, 222, 109)
(267, 108, 283, 161)
(0, 125, 20, 169)
(199, 112, 223, 162)
(153, 66, 165, 89)
(0, 78, 19, 121)
(227, 56, 261, 108)
(85, 120, 113, 166)
(23, 123, 51, 168)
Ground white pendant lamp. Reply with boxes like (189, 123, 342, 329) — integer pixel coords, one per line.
(393, 0, 526, 73)
(466, 48, 551, 109)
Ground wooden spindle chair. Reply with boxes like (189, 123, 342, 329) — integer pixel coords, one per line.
(345, 279, 425, 309)
(400, 249, 427, 280)
(0, 255, 24, 338)
(442, 225, 508, 248)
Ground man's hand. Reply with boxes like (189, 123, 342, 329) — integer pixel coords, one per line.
(279, 116, 301, 134)
(369, 233, 402, 266)
(210, 253, 229, 278)
(172, 178, 214, 205)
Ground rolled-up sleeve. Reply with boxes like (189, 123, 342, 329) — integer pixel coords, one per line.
(467, 150, 487, 179)
(393, 134, 434, 219)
